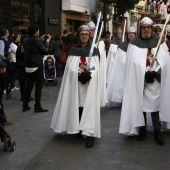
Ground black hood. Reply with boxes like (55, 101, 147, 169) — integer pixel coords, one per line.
(129, 34, 163, 48)
(68, 43, 99, 57)
(111, 38, 122, 45)
(118, 41, 129, 52)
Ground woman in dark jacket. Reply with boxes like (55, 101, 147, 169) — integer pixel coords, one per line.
(59, 34, 75, 75)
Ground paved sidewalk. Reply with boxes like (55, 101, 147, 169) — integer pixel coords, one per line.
(0, 78, 170, 170)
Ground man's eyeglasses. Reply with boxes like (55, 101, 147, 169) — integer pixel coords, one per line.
(141, 26, 152, 30)
(79, 34, 89, 37)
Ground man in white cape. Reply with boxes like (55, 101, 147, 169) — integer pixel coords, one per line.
(119, 17, 170, 145)
(87, 21, 108, 107)
(106, 28, 122, 83)
(107, 26, 136, 105)
(51, 25, 101, 148)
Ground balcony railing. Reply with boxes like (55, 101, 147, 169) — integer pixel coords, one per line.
(145, 4, 154, 12)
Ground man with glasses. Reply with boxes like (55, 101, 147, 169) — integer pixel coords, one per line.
(51, 25, 101, 148)
(0, 28, 10, 61)
(119, 17, 170, 145)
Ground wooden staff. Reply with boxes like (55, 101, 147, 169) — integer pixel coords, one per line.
(96, 21, 104, 48)
(150, 14, 170, 70)
(122, 19, 126, 42)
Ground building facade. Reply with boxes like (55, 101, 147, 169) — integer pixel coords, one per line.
(0, 0, 61, 36)
(61, 0, 97, 33)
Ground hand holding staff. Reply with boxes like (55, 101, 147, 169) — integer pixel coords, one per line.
(150, 14, 170, 70)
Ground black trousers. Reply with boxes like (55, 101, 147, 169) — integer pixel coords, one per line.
(143, 111, 161, 129)
(79, 107, 83, 122)
(0, 100, 5, 124)
(18, 66, 26, 100)
(19, 78, 26, 100)
(5, 78, 14, 95)
(23, 67, 44, 108)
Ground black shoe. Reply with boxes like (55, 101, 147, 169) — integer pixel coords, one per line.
(154, 128, 164, 145)
(34, 107, 48, 113)
(136, 126, 146, 141)
(23, 106, 31, 111)
(6, 94, 12, 99)
(20, 98, 23, 102)
(30, 97, 34, 101)
(85, 137, 94, 148)
(76, 131, 82, 139)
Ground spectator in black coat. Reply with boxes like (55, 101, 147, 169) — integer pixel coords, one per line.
(22, 24, 49, 112)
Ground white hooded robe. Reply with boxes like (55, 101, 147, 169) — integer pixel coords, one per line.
(51, 54, 101, 138)
(106, 44, 118, 83)
(107, 47, 126, 104)
(119, 42, 170, 135)
(98, 40, 108, 106)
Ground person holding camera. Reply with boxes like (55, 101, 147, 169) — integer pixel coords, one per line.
(22, 24, 49, 112)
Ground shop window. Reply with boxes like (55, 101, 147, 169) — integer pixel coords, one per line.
(11, 0, 30, 34)
(33, 0, 42, 23)
(0, 0, 8, 29)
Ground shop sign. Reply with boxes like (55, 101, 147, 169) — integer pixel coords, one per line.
(48, 18, 58, 25)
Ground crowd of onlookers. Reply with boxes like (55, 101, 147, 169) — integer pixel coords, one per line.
(0, 27, 78, 142)
(0, 28, 79, 100)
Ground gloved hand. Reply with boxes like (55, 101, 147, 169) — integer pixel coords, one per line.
(145, 71, 157, 83)
(78, 72, 92, 84)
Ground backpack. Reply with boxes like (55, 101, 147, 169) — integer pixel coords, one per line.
(59, 44, 67, 64)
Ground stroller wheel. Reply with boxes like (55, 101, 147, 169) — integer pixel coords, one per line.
(10, 141, 16, 152)
(4, 142, 9, 151)
(54, 80, 57, 86)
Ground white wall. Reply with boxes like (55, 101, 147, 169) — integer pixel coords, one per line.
(62, 0, 96, 14)
(138, 0, 146, 7)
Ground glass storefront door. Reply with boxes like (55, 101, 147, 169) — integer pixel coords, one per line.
(0, 0, 9, 29)
(33, 0, 45, 34)
(11, 0, 31, 34)
(0, 0, 45, 35)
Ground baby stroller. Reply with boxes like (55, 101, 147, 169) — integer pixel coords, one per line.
(43, 55, 57, 86)
(0, 123, 16, 152)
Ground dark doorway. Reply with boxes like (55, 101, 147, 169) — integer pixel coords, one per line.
(74, 20, 81, 32)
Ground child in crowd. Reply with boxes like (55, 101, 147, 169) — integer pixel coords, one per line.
(44, 56, 55, 79)
(0, 61, 13, 142)
(3, 52, 15, 99)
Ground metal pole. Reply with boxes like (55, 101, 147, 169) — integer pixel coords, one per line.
(113, 3, 117, 34)
(103, 0, 107, 33)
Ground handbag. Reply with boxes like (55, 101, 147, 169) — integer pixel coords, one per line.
(59, 44, 67, 64)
